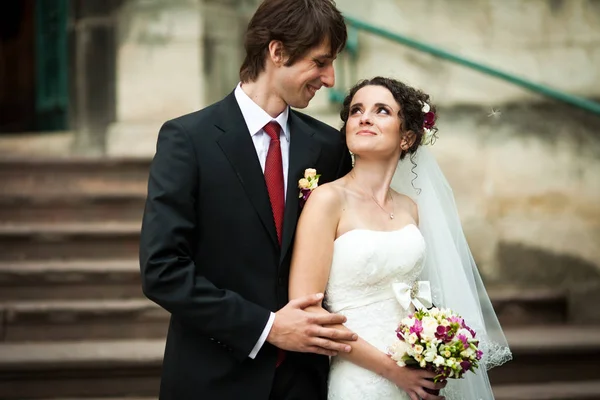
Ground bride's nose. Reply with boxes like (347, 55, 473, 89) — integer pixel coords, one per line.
(359, 112, 373, 125)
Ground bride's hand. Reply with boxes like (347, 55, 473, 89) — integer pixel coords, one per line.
(386, 365, 447, 400)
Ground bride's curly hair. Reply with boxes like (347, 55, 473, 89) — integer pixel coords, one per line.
(339, 76, 438, 160)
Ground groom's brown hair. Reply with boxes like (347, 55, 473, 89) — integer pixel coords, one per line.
(240, 0, 347, 82)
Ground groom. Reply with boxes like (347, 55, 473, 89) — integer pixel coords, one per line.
(139, 0, 355, 399)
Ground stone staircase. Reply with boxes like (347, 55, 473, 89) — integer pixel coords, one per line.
(0, 158, 599, 399)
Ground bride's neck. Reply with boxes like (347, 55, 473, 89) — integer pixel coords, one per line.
(348, 158, 397, 198)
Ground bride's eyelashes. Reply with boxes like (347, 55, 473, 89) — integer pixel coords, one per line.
(377, 106, 391, 115)
(349, 106, 362, 115)
(349, 105, 392, 116)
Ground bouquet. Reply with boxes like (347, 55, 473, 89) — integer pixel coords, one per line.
(388, 307, 483, 384)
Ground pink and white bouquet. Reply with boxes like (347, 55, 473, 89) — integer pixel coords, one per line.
(389, 307, 483, 382)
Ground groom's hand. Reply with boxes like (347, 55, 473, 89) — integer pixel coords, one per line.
(267, 293, 358, 356)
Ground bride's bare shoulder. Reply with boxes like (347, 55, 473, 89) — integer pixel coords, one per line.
(303, 181, 345, 209)
(392, 191, 419, 225)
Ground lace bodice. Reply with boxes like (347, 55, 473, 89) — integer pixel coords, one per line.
(325, 225, 426, 314)
(325, 225, 426, 400)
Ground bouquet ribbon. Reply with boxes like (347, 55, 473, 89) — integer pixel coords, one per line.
(392, 281, 433, 310)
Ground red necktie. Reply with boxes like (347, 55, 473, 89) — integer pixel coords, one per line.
(263, 121, 285, 244)
(263, 121, 286, 367)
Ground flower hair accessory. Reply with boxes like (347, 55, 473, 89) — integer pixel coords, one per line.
(298, 168, 320, 208)
(420, 101, 437, 146)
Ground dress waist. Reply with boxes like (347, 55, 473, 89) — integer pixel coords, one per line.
(327, 289, 395, 314)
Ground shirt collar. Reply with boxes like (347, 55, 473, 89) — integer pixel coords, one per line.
(234, 83, 290, 142)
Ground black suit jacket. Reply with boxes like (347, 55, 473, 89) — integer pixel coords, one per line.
(140, 91, 353, 400)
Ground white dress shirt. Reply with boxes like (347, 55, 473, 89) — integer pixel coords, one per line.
(234, 83, 288, 358)
(234, 83, 290, 198)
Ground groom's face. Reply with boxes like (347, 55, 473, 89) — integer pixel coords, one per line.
(275, 39, 337, 109)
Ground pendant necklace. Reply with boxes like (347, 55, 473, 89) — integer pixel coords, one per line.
(362, 189, 395, 220)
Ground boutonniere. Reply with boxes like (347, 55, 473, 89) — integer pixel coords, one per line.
(298, 168, 320, 208)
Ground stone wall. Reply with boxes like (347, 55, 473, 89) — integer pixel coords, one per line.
(323, 0, 600, 108)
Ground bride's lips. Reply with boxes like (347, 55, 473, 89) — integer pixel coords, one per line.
(357, 129, 376, 136)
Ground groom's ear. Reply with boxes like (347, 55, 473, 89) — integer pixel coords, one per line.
(268, 40, 288, 67)
(400, 130, 417, 151)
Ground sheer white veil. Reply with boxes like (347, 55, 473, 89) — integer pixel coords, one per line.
(390, 147, 512, 398)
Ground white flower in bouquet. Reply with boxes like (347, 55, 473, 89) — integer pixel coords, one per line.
(421, 316, 438, 335)
(423, 348, 438, 363)
(461, 347, 475, 358)
(429, 308, 441, 318)
(433, 356, 446, 367)
(389, 340, 411, 367)
(406, 333, 419, 345)
(413, 344, 424, 355)
(457, 328, 474, 340)
(401, 316, 415, 328)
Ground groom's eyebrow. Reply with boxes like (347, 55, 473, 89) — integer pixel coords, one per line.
(315, 53, 335, 60)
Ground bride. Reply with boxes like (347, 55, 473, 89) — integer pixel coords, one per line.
(289, 77, 512, 399)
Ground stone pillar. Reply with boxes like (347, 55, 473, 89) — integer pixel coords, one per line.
(201, 0, 255, 105)
(106, 0, 204, 157)
(70, 0, 120, 155)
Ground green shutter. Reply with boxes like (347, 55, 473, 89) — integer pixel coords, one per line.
(35, 0, 69, 131)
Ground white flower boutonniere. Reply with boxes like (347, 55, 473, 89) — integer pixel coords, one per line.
(298, 168, 320, 207)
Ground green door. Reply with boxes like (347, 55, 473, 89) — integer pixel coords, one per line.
(35, 0, 69, 131)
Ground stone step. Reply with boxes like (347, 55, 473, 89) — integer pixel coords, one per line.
(1, 328, 599, 398)
(0, 223, 140, 261)
(0, 193, 146, 224)
(0, 158, 150, 197)
(0, 297, 574, 344)
(1, 299, 168, 342)
(489, 325, 600, 385)
(487, 287, 568, 326)
(0, 260, 142, 301)
(0, 261, 570, 325)
(494, 381, 600, 400)
(0, 339, 162, 399)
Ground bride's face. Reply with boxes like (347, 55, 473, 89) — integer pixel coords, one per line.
(345, 85, 403, 158)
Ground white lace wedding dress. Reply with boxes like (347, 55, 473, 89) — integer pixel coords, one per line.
(325, 224, 426, 400)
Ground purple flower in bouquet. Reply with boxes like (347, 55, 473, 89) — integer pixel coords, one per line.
(435, 325, 453, 343)
(410, 319, 423, 336)
(457, 334, 469, 347)
(460, 361, 472, 373)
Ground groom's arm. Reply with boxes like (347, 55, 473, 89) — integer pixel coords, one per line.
(139, 120, 270, 362)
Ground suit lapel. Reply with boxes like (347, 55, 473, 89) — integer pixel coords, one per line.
(215, 93, 279, 248)
(280, 112, 321, 263)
